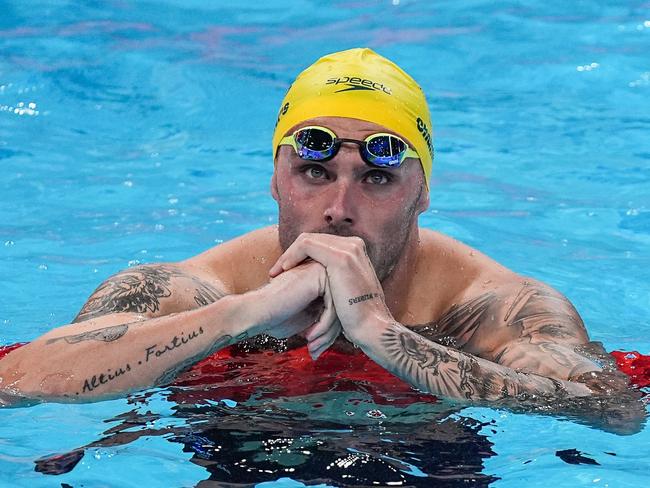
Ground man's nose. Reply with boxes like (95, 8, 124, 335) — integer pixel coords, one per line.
(323, 178, 356, 226)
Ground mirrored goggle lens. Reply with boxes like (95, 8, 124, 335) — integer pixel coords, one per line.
(365, 135, 407, 166)
(294, 128, 335, 160)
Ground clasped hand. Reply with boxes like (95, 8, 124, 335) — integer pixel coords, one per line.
(266, 233, 392, 359)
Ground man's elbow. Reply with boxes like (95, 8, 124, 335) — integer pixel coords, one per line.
(571, 369, 647, 435)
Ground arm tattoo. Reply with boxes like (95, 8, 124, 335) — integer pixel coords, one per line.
(75, 265, 175, 321)
(504, 282, 584, 340)
(492, 283, 597, 377)
(194, 285, 222, 307)
(381, 323, 559, 401)
(152, 332, 248, 386)
(415, 292, 496, 348)
(382, 325, 644, 433)
(73, 264, 225, 322)
(348, 293, 379, 306)
(75, 328, 249, 395)
(46, 323, 131, 345)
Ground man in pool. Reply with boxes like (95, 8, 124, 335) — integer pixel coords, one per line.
(0, 49, 637, 419)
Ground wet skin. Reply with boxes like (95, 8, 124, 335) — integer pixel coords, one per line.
(0, 117, 644, 434)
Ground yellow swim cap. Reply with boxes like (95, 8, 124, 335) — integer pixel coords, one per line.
(272, 48, 434, 187)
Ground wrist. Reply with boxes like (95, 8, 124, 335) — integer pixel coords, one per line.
(208, 293, 258, 343)
(344, 311, 394, 352)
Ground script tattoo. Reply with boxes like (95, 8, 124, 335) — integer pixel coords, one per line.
(194, 286, 222, 307)
(153, 332, 248, 386)
(144, 327, 206, 364)
(348, 293, 379, 306)
(75, 329, 249, 395)
(46, 323, 130, 345)
(73, 264, 225, 322)
(80, 363, 132, 394)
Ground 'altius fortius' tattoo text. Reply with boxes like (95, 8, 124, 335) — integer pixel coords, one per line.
(81, 363, 132, 394)
(144, 327, 205, 363)
(75, 325, 224, 396)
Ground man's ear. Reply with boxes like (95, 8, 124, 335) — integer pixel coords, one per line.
(416, 184, 430, 214)
(270, 171, 279, 202)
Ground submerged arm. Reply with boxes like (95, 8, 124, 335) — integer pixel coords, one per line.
(354, 282, 645, 434)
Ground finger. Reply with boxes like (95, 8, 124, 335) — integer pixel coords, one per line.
(305, 280, 336, 340)
(304, 294, 333, 341)
(308, 320, 341, 360)
(304, 307, 337, 342)
(306, 284, 339, 360)
(269, 234, 340, 277)
(269, 246, 312, 277)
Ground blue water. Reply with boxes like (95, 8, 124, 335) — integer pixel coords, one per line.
(1, 0, 649, 486)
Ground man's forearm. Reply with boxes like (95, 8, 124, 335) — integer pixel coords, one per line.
(356, 321, 592, 402)
(0, 295, 254, 403)
(0, 261, 329, 404)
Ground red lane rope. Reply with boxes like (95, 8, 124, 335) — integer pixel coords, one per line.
(610, 350, 650, 388)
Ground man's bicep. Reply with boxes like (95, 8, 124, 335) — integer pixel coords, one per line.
(491, 280, 598, 379)
(73, 263, 229, 323)
(498, 280, 589, 342)
(494, 340, 600, 380)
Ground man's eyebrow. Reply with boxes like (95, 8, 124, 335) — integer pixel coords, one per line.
(353, 164, 401, 177)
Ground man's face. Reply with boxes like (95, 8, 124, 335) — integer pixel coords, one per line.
(272, 116, 429, 281)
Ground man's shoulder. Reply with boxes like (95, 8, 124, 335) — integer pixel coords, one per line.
(415, 229, 588, 350)
(182, 226, 282, 293)
(418, 228, 515, 283)
(413, 229, 526, 322)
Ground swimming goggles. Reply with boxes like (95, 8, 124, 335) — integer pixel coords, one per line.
(278, 125, 419, 167)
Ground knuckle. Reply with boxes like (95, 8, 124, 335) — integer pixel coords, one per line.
(348, 236, 366, 254)
(339, 249, 356, 265)
(350, 236, 365, 246)
(297, 232, 313, 243)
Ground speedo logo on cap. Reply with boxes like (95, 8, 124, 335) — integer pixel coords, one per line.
(416, 117, 434, 157)
(275, 101, 290, 127)
(326, 76, 392, 95)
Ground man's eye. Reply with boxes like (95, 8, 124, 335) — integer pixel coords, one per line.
(302, 165, 328, 180)
(364, 171, 392, 185)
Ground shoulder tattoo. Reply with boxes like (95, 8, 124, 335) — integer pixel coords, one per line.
(73, 264, 225, 322)
(503, 282, 586, 341)
(415, 292, 497, 348)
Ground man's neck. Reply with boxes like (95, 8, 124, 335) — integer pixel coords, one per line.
(380, 226, 422, 321)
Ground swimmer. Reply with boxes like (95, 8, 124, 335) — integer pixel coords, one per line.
(0, 49, 642, 424)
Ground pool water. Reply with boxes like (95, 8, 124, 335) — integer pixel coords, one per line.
(1, 0, 649, 486)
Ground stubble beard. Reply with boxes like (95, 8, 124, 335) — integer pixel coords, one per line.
(277, 195, 420, 283)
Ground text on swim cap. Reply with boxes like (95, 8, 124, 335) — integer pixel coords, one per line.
(326, 77, 392, 95)
(275, 102, 290, 127)
(416, 117, 434, 157)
